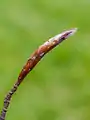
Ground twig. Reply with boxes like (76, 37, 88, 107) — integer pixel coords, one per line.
(0, 28, 77, 120)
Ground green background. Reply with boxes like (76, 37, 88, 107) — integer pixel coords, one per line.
(0, 0, 90, 120)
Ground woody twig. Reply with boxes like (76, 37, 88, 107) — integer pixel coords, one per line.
(0, 28, 77, 120)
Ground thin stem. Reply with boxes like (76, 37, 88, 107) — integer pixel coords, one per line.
(0, 28, 77, 120)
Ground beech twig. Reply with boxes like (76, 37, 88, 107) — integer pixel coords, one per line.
(0, 28, 77, 120)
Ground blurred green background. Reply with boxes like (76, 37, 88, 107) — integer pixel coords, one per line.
(0, 0, 90, 120)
